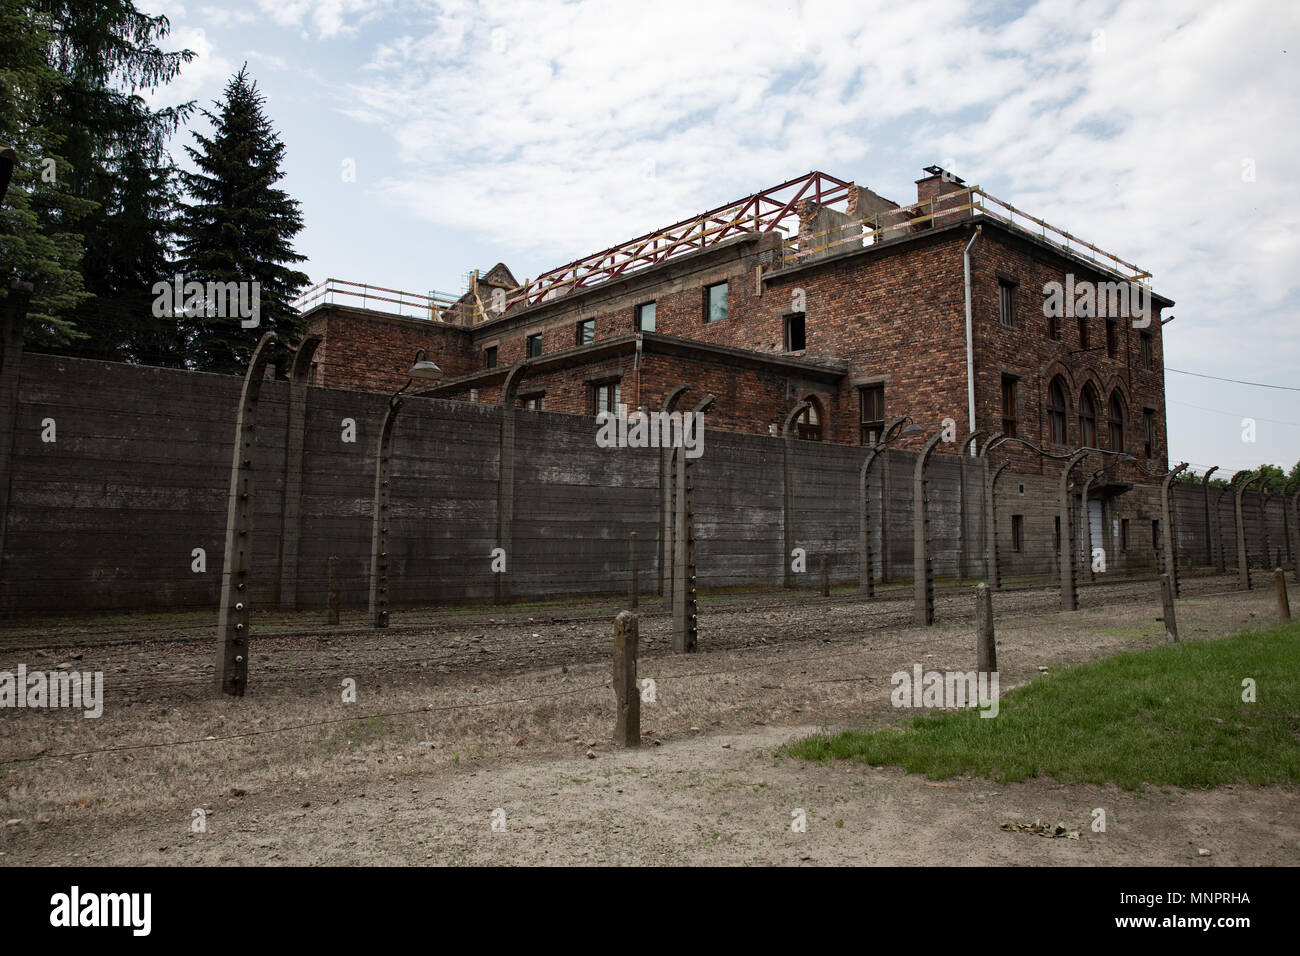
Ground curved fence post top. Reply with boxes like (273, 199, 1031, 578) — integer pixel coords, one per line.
(500, 360, 531, 406)
(691, 393, 717, 416)
(1162, 462, 1189, 493)
(1202, 465, 1220, 485)
(978, 432, 1004, 458)
(990, 459, 1011, 488)
(289, 334, 322, 384)
(782, 400, 811, 438)
(959, 429, 986, 457)
(662, 383, 691, 413)
(914, 429, 945, 479)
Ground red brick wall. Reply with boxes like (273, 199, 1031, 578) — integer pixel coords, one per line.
(307, 308, 477, 394)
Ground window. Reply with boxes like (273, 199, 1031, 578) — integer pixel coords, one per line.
(1011, 514, 1024, 553)
(1047, 299, 1061, 341)
(1106, 319, 1118, 358)
(704, 282, 728, 323)
(1077, 315, 1089, 351)
(859, 384, 884, 445)
(1000, 375, 1018, 438)
(1079, 386, 1098, 448)
(526, 333, 542, 358)
(1108, 392, 1125, 452)
(1139, 332, 1153, 371)
(1121, 518, 1130, 552)
(636, 302, 656, 333)
(785, 312, 806, 351)
(592, 381, 621, 415)
(576, 319, 594, 345)
(1143, 408, 1155, 457)
(795, 397, 824, 441)
(520, 393, 544, 411)
(998, 278, 1018, 328)
(484, 345, 497, 369)
(1047, 376, 1069, 445)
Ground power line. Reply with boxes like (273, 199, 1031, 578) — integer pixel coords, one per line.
(1166, 368, 1300, 392)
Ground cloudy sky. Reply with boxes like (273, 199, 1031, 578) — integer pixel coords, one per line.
(146, 0, 1299, 475)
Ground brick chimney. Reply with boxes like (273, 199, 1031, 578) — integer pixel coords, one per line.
(914, 166, 973, 228)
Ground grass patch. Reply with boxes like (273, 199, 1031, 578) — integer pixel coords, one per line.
(786, 621, 1300, 789)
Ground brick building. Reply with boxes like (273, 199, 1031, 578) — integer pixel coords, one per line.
(303, 167, 1173, 485)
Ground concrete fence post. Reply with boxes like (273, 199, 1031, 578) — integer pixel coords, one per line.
(216, 331, 279, 696)
(955, 431, 985, 586)
(1161, 573, 1178, 642)
(1059, 450, 1089, 612)
(782, 400, 811, 590)
(367, 395, 402, 628)
(658, 384, 690, 602)
(1231, 470, 1254, 589)
(859, 444, 886, 598)
(495, 361, 530, 604)
(821, 553, 829, 597)
(1080, 468, 1103, 585)
(671, 447, 698, 653)
(976, 433, 1003, 580)
(913, 431, 944, 626)
(613, 610, 640, 747)
(276, 333, 321, 609)
(1291, 490, 1300, 585)
(1201, 466, 1220, 570)
(976, 583, 996, 675)
(1277, 569, 1291, 623)
(986, 461, 1010, 591)
(326, 556, 340, 625)
(1213, 485, 1232, 575)
(629, 530, 639, 609)
(1161, 462, 1188, 597)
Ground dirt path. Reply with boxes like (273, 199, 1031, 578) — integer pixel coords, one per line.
(2, 580, 1297, 865)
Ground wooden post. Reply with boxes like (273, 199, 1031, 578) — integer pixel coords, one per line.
(216, 332, 279, 696)
(326, 556, 340, 625)
(1160, 573, 1178, 643)
(976, 583, 996, 674)
(629, 530, 639, 609)
(613, 611, 640, 747)
(1277, 568, 1292, 623)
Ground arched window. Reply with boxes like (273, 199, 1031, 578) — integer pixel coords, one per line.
(1108, 391, 1126, 452)
(1079, 386, 1098, 448)
(795, 396, 824, 441)
(1047, 377, 1069, 445)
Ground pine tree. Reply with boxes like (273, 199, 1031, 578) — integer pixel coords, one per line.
(5, 1, 193, 356)
(176, 66, 309, 374)
(0, 2, 94, 342)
